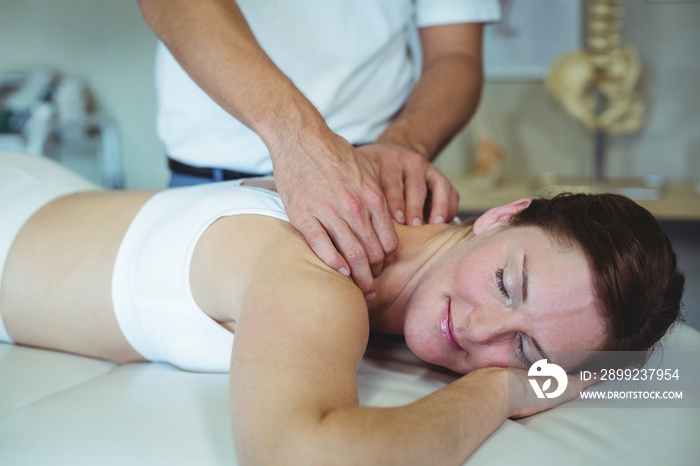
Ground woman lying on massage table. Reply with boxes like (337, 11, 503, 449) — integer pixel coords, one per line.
(0, 153, 684, 465)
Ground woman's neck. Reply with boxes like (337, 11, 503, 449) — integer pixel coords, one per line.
(367, 223, 473, 334)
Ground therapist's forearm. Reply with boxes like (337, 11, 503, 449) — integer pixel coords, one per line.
(377, 51, 483, 161)
(137, 0, 333, 153)
(139, 0, 402, 295)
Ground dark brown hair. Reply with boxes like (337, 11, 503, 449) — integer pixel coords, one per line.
(508, 193, 684, 357)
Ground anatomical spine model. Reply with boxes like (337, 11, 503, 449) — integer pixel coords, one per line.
(546, 0, 645, 134)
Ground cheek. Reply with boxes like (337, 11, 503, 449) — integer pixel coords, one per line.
(451, 261, 493, 309)
(467, 345, 512, 370)
(447, 242, 501, 301)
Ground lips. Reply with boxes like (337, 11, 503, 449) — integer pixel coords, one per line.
(441, 297, 466, 352)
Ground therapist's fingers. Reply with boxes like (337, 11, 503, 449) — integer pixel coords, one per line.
(403, 167, 429, 227)
(426, 169, 459, 224)
(290, 202, 379, 299)
(275, 139, 397, 296)
(369, 192, 398, 269)
(323, 217, 377, 298)
(347, 150, 398, 276)
(380, 165, 407, 225)
(295, 216, 352, 279)
(344, 184, 395, 279)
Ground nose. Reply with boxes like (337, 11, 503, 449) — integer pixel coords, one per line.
(464, 305, 518, 345)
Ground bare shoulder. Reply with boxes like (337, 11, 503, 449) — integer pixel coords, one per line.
(191, 214, 368, 341)
(213, 217, 371, 441)
(194, 214, 369, 398)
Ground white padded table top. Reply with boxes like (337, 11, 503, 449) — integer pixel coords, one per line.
(1, 324, 699, 465)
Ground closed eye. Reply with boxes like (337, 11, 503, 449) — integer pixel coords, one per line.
(517, 334, 533, 368)
(495, 267, 509, 299)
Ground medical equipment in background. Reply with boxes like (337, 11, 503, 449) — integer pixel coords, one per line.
(540, 0, 664, 200)
(0, 69, 123, 189)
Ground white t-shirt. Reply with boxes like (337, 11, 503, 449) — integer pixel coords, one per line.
(156, 0, 500, 174)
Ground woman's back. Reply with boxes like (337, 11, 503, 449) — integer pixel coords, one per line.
(0, 178, 347, 367)
(1, 191, 152, 361)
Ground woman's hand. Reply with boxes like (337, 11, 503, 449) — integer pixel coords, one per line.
(507, 367, 599, 419)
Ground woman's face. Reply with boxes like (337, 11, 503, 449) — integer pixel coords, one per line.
(402, 224, 607, 374)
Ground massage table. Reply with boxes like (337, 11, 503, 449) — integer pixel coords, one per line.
(1, 321, 698, 465)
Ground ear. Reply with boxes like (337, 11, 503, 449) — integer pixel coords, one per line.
(473, 199, 532, 235)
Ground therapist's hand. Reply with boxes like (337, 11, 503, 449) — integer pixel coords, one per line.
(357, 142, 459, 226)
(271, 133, 398, 300)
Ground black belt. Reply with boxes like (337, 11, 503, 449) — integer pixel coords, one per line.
(168, 158, 264, 180)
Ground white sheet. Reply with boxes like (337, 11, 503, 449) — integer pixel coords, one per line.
(1, 324, 698, 465)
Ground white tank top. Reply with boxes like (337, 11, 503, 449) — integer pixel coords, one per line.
(112, 179, 288, 372)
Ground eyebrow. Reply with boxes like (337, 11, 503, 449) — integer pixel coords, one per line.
(521, 254, 529, 302)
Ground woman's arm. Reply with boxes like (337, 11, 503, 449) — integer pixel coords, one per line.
(229, 240, 512, 466)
